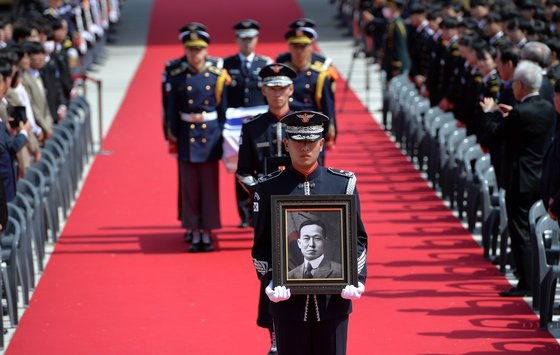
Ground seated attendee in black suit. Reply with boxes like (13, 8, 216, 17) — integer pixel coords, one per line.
(480, 60, 556, 297)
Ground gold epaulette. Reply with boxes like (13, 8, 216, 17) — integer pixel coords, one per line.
(208, 66, 222, 76)
(474, 76, 483, 84)
(310, 63, 324, 73)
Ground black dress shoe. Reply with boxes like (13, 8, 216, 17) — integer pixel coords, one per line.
(499, 287, 531, 297)
(201, 241, 214, 252)
(238, 221, 250, 228)
(184, 231, 193, 243)
(188, 241, 202, 252)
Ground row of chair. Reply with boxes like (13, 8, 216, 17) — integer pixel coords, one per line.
(0, 96, 94, 348)
(383, 74, 560, 330)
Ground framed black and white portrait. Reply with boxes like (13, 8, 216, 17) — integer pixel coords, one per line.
(271, 195, 358, 294)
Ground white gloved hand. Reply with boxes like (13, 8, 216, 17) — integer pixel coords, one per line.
(341, 282, 365, 300)
(265, 280, 291, 303)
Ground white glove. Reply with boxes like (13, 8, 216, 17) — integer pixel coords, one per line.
(265, 280, 291, 303)
(341, 282, 365, 300)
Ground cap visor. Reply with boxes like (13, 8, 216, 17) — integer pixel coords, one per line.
(236, 29, 259, 38)
(264, 79, 292, 87)
(184, 39, 208, 48)
(288, 36, 312, 44)
(287, 133, 322, 141)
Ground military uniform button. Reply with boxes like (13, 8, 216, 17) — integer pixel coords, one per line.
(202, 124, 207, 129)
(187, 74, 192, 78)
(187, 86, 192, 91)
(305, 84, 310, 89)
(204, 72, 210, 77)
(245, 88, 249, 93)
(202, 111, 207, 115)
(244, 98, 249, 103)
(303, 98, 309, 103)
(201, 138, 207, 143)
(306, 71, 311, 77)
(204, 100, 209, 105)
(190, 137, 196, 143)
(205, 85, 211, 91)
(190, 124, 195, 129)
(289, 97, 293, 102)
(188, 99, 194, 104)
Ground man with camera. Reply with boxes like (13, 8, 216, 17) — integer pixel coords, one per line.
(0, 59, 30, 201)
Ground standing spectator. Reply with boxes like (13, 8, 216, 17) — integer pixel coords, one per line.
(382, 0, 411, 81)
(480, 61, 556, 297)
(521, 41, 555, 104)
(0, 60, 29, 202)
(542, 80, 560, 225)
(21, 41, 53, 141)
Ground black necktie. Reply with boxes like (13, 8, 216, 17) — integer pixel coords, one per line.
(241, 58, 249, 75)
(304, 263, 313, 278)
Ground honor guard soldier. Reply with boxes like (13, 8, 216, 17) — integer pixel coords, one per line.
(277, 21, 337, 163)
(223, 19, 272, 228)
(276, 19, 334, 72)
(166, 26, 231, 252)
(235, 63, 296, 354)
(251, 111, 368, 355)
(162, 22, 223, 231)
(382, 0, 411, 81)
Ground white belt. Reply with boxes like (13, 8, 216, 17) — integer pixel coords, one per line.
(180, 111, 218, 123)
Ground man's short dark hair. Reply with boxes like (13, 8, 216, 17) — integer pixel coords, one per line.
(299, 219, 327, 239)
(498, 46, 520, 66)
(0, 59, 13, 79)
(22, 41, 44, 55)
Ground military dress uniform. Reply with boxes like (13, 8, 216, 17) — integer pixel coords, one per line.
(437, 36, 462, 108)
(166, 28, 230, 252)
(162, 23, 223, 225)
(382, 14, 411, 80)
(277, 25, 337, 163)
(223, 19, 273, 227)
(252, 112, 368, 355)
(235, 64, 296, 342)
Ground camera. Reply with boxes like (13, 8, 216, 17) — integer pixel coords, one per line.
(7, 106, 27, 129)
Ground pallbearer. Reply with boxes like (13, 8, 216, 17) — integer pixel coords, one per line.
(276, 19, 337, 163)
(236, 63, 296, 354)
(166, 26, 230, 252)
(252, 111, 368, 355)
(223, 19, 272, 228)
(162, 22, 222, 235)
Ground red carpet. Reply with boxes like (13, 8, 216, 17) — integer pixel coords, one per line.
(6, 0, 560, 354)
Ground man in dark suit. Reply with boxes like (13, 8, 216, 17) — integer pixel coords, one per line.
(521, 41, 555, 105)
(287, 220, 342, 279)
(480, 60, 556, 297)
(542, 80, 560, 225)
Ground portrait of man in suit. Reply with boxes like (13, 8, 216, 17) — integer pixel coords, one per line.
(287, 219, 343, 279)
